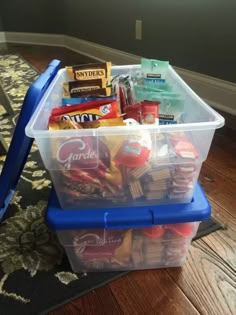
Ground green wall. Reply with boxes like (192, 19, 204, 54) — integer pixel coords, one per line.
(65, 0, 236, 82)
(1, 0, 235, 82)
(1, 0, 64, 34)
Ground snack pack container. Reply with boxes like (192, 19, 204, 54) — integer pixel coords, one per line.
(26, 64, 224, 209)
(46, 183, 210, 272)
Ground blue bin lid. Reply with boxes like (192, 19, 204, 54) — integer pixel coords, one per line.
(46, 183, 211, 230)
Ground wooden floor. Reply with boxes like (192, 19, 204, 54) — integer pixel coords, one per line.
(1, 44, 236, 315)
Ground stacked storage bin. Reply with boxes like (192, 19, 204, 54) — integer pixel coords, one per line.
(46, 184, 210, 272)
(0, 61, 221, 271)
(21, 62, 223, 272)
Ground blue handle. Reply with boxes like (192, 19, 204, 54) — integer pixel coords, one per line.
(0, 60, 61, 219)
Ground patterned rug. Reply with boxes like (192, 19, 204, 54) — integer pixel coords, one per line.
(0, 54, 223, 315)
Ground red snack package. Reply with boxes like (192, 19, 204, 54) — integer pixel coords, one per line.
(142, 226, 165, 238)
(173, 140, 199, 159)
(114, 132, 152, 167)
(119, 86, 127, 113)
(51, 99, 116, 117)
(124, 103, 141, 123)
(141, 101, 159, 125)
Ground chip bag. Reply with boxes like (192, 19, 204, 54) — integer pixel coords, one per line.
(50, 99, 119, 123)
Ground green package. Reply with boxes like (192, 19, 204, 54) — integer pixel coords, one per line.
(141, 58, 169, 83)
(134, 89, 184, 124)
(144, 80, 172, 92)
(134, 85, 166, 103)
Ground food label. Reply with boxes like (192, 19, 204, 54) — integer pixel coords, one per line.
(56, 137, 98, 169)
(70, 86, 99, 93)
(75, 69, 106, 80)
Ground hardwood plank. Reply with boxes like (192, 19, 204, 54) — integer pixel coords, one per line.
(79, 285, 123, 315)
(168, 239, 236, 315)
(109, 270, 199, 315)
(202, 199, 236, 271)
(0, 44, 96, 72)
(50, 302, 84, 315)
(49, 285, 123, 315)
(199, 163, 236, 217)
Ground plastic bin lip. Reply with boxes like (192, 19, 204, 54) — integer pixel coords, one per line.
(46, 183, 211, 230)
(26, 119, 224, 138)
(25, 65, 225, 138)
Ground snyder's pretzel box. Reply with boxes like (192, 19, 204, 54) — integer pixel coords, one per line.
(46, 184, 211, 272)
(25, 64, 224, 209)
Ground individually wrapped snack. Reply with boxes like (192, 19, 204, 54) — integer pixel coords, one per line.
(81, 117, 125, 128)
(119, 76, 134, 107)
(64, 87, 112, 98)
(134, 85, 164, 103)
(62, 95, 115, 106)
(124, 103, 141, 123)
(158, 94, 184, 124)
(63, 78, 107, 95)
(49, 116, 126, 202)
(142, 92, 184, 124)
(141, 101, 159, 125)
(50, 99, 119, 123)
(141, 58, 169, 83)
(66, 62, 112, 83)
(48, 119, 83, 130)
(143, 80, 172, 92)
(170, 137, 199, 160)
(119, 86, 127, 113)
(115, 132, 152, 167)
(49, 117, 125, 130)
(73, 229, 132, 268)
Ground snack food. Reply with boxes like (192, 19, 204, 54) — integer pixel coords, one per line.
(47, 60, 201, 205)
(63, 78, 107, 95)
(115, 132, 152, 168)
(128, 163, 151, 179)
(66, 62, 112, 82)
(141, 101, 159, 125)
(129, 179, 144, 199)
(73, 229, 132, 268)
(141, 58, 169, 83)
(49, 117, 125, 130)
(50, 100, 119, 123)
(62, 95, 115, 106)
(124, 103, 141, 123)
(64, 87, 112, 98)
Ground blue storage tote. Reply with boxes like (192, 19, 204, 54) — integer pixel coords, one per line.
(46, 183, 210, 272)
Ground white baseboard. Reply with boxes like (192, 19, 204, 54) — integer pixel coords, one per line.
(0, 32, 6, 43)
(5, 32, 64, 47)
(2, 31, 236, 115)
(64, 36, 141, 64)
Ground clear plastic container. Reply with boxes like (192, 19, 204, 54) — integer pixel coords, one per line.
(56, 222, 199, 272)
(26, 65, 224, 209)
(46, 182, 210, 272)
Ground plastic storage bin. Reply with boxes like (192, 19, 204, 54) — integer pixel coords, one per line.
(46, 183, 210, 272)
(26, 64, 224, 209)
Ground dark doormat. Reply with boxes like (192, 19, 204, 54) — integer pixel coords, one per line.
(193, 217, 223, 241)
(0, 54, 224, 315)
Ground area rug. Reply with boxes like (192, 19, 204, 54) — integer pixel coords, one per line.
(0, 54, 223, 315)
